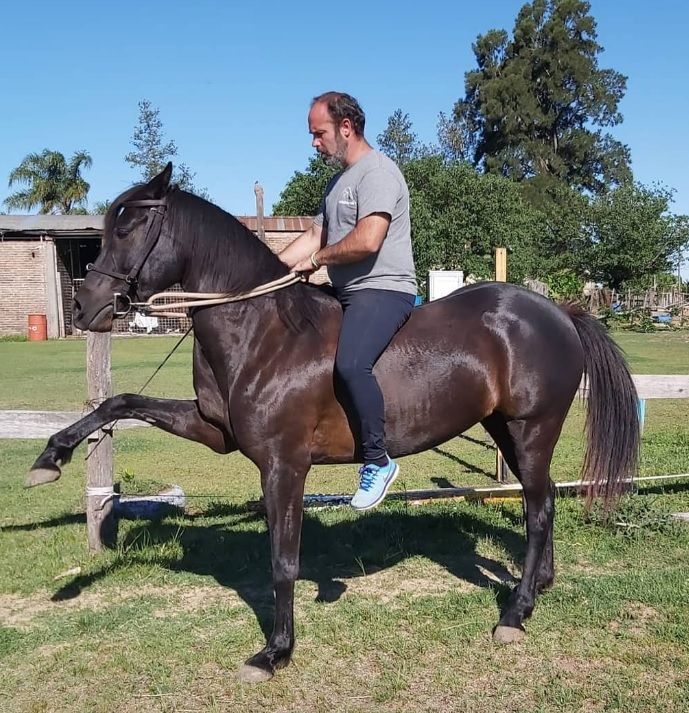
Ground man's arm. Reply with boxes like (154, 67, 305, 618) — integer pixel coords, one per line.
(292, 213, 390, 273)
(278, 222, 325, 270)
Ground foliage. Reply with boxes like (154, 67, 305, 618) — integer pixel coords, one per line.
(272, 154, 338, 215)
(91, 199, 112, 215)
(623, 271, 684, 293)
(377, 109, 420, 165)
(586, 183, 689, 290)
(436, 111, 475, 164)
(402, 155, 546, 293)
(587, 494, 683, 538)
(125, 99, 209, 199)
(543, 268, 585, 300)
(4, 149, 92, 214)
(455, 0, 631, 193)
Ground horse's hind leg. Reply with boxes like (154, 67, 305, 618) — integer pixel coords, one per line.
(239, 454, 309, 682)
(27, 394, 233, 487)
(482, 413, 559, 642)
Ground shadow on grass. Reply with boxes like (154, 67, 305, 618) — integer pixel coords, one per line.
(48, 504, 524, 640)
(0, 512, 87, 531)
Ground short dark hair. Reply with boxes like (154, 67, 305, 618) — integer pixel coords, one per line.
(312, 91, 366, 136)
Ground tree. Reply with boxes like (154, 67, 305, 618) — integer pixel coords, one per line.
(4, 149, 92, 214)
(272, 155, 338, 215)
(585, 183, 689, 289)
(377, 109, 420, 165)
(125, 99, 209, 199)
(436, 111, 475, 164)
(402, 155, 548, 291)
(91, 199, 112, 215)
(455, 0, 631, 193)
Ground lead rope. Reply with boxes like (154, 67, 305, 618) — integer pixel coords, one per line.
(135, 273, 304, 318)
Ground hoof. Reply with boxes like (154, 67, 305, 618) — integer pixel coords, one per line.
(25, 467, 61, 488)
(237, 664, 273, 683)
(493, 625, 526, 644)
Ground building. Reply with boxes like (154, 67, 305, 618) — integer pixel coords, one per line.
(0, 214, 316, 337)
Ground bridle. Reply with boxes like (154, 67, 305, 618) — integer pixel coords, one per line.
(84, 194, 304, 319)
(85, 197, 169, 316)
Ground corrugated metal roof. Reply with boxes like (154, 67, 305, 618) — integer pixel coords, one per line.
(0, 215, 104, 237)
(0, 214, 312, 238)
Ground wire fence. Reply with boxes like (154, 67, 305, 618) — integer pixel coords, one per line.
(71, 280, 192, 336)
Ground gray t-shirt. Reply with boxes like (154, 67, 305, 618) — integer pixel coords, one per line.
(314, 150, 417, 295)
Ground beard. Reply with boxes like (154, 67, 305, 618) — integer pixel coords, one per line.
(322, 135, 348, 167)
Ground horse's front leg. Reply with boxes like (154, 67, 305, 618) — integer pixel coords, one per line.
(239, 457, 308, 683)
(27, 394, 234, 487)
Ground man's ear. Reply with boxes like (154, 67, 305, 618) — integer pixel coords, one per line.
(146, 162, 173, 197)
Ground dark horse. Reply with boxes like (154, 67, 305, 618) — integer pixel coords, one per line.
(28, 164, 639, 682)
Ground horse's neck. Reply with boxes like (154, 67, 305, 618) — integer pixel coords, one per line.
(176, 217, 288, 295)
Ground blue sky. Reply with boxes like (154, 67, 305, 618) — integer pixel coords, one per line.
(2, 0, 688, 268)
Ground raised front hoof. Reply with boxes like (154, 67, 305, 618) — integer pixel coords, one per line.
(25, 466, 62, 488)
(493, 625, 526, 644)
(237, 663, 274, 683)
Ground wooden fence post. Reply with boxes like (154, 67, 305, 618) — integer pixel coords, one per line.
(495, 247, 507, 283)
(254, 182, 265, 243)
(86, 331, 116, 551)
(494, 247, 510, 483)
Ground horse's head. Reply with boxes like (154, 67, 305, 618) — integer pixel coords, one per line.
(74, 163, 183, 331)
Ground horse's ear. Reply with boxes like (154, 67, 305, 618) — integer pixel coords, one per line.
(146, 162, 173, 197)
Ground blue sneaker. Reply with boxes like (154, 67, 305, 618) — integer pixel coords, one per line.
(350, 458, 399, 511)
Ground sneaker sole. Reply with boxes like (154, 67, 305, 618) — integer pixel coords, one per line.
(350, 463, 399, 512)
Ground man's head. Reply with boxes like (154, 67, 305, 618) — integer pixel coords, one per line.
(308, 92, 367, 167)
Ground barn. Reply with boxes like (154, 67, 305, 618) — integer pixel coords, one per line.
(0, 214, 314, 337)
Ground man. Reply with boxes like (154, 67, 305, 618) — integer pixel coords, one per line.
(279, 91, 417, 511)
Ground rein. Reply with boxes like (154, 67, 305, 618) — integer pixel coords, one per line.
(85, 194, 306, 319)
(135, 273, 305, 318)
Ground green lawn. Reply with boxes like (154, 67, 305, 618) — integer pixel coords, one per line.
(1, 330, 687, 412)
(1, 331, 689, 711)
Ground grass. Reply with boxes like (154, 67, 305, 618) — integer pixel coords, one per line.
(0, 330, 687, 412)
(1, 332, 689, 711)
(0, 336, 194, 411)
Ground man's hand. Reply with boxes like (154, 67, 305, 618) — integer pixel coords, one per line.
(292, 256, 316, 274)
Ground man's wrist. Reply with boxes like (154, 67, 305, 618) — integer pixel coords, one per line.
(310, 251, 321, 269)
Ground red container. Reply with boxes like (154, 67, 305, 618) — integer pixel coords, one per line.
(28, 314, 48, 341)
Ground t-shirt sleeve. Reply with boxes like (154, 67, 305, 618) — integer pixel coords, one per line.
(357, 168, 400, 220)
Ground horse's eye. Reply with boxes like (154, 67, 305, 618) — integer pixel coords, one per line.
(115, 227, 130, 238)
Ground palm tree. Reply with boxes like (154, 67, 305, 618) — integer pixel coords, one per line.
(4, 149, 92, 214)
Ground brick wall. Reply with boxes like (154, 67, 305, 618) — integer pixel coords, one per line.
(262, 230, 330, 285)
(0, 241, 48, 335)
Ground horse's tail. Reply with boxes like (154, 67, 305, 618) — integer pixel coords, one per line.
(561, 303, 640, 508)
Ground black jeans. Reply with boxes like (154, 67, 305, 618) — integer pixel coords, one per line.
(335, 288, 415, 465)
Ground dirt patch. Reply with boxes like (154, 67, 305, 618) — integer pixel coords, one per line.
(0, 583, 245, 630)
(1, 562, 495, 631)
(607, 602, 660, 636)
(330, 561, 477, 604)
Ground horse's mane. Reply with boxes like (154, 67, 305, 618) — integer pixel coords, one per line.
(106, 183, 335, 334)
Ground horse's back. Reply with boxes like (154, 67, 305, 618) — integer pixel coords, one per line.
(377, 282, 584, 425)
